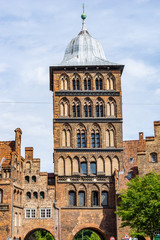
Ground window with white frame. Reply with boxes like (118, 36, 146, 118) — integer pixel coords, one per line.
(40, 208, 51, 218)
(25, 208, 36, 219)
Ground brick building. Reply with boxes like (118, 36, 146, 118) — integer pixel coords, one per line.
(0, 11, 160, 240)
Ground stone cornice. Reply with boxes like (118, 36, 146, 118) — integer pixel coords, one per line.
(54, 148, 123, 152)
(55, 90, 120, 96)
(54, 118, 122, 123)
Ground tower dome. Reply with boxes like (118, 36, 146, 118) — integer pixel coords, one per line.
(60, 11, 117, 66)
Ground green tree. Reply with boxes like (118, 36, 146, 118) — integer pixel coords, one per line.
(116, 172, 160, 240)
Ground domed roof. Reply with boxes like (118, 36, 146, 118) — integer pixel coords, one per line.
(60, 17, 118, 66)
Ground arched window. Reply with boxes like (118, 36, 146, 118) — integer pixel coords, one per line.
(58, 157, 65, 176)
(19, 213, 21, 226)
(90, 162, 96, 175)
(112, 157, 119, 173)
(106, 125, 115, 147)
(72, 74, 80, 90)
(26, 192, 31, 199)
(62, 124, 71, 147)
(151, 153, 157, 163)
(60, 74, 68, 90)
(84, 73, 92, 90)
(92, 191, 99, 206)
(95, 73, 103, 90)
(33, 192, 38, 199)
(97, 157, 104, 174)
(77, 130, 86, 148)
(69, 191, 76, 206)
(60, 98, 69, 117)
(32, 176, 36, 183)
(81, 162, 87, 175)
(91, 130, 100, 148)
(0, 189, 3, 203)
(40, 191, 45, 199)
(15, 213, 17, 227)
(83, 98, 92, 117)
(107, 73, 115, 90)
(72, 99, 80, 117)
(107, 98, 116, 117)
(79, 191, 85, 206)
(73, 157, 79, 174)
(26, 161, 31, 170)
(25, 176, 29, 183)
(102, 191, 108, 206)
(96, 98, 104, 117)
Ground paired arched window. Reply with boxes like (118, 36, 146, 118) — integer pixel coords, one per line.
(79, 191, 85, 206)
(84, 73, 91, 90)
(25, 176, 29, 183)
(106, 125, 115, 147)
(72, 74, 80, 90)
(95, 73, 103, 90)
(26, 192, 31, 199)
(77, 130, 86, 148)
(40, 191, 45, 199)
(0, 189, 3, 203)
(69, 191, 76, 206)
(107, 98, 116, 117)
(33, 192, 38, 199)
(72, 99, 80, 117)
(32, 176, 36, 182)
(107, 73, 115, 90)
(60, 98, 69, 117)
(91, 130, 100, 148)
(62, 126, 71, 147)
(84, 98, 92, 117)
(60, 74, 68, 90)
(96, 98, 104, 117)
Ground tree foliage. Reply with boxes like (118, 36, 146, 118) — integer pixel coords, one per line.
(74, 229, 101, 240)
(28, 229, 55, 240)
(116, 172, 160, 240)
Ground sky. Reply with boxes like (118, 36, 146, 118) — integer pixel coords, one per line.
(0, 0, 160, 172)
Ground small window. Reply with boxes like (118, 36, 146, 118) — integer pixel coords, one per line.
(0, 189, 3, 203)
(81, 162, 87, 175)
(69, 191, 76, 206)
(127, 172, 132, 180)
(102, 191, 108, 206)
(33, 192, 38, 199)
(92, 191, 98, 206)
(25, 209, 36, 219)
(26, 192, 31, 199)
(25, 176, 29, 183)
(32, 176, 36, 182)
(129, 158, 134, 163)
(79, 191, 85, 206)
(151, 153, 157, 163)
(90, 162, 96, 175)
(40, 208, 51, 218)
(40, 191, 45, 199)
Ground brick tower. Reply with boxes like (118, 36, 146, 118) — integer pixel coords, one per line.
(50, 10, 124, 240)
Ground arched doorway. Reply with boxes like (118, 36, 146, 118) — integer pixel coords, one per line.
(24, 228, 55, 240)
(73, 228, 105, 240)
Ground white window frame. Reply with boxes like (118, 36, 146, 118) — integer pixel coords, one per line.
(40, 208, 52, 219)
(25, 208, 36, 219)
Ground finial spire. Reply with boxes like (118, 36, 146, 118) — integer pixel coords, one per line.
(81, 3, 87, 31)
